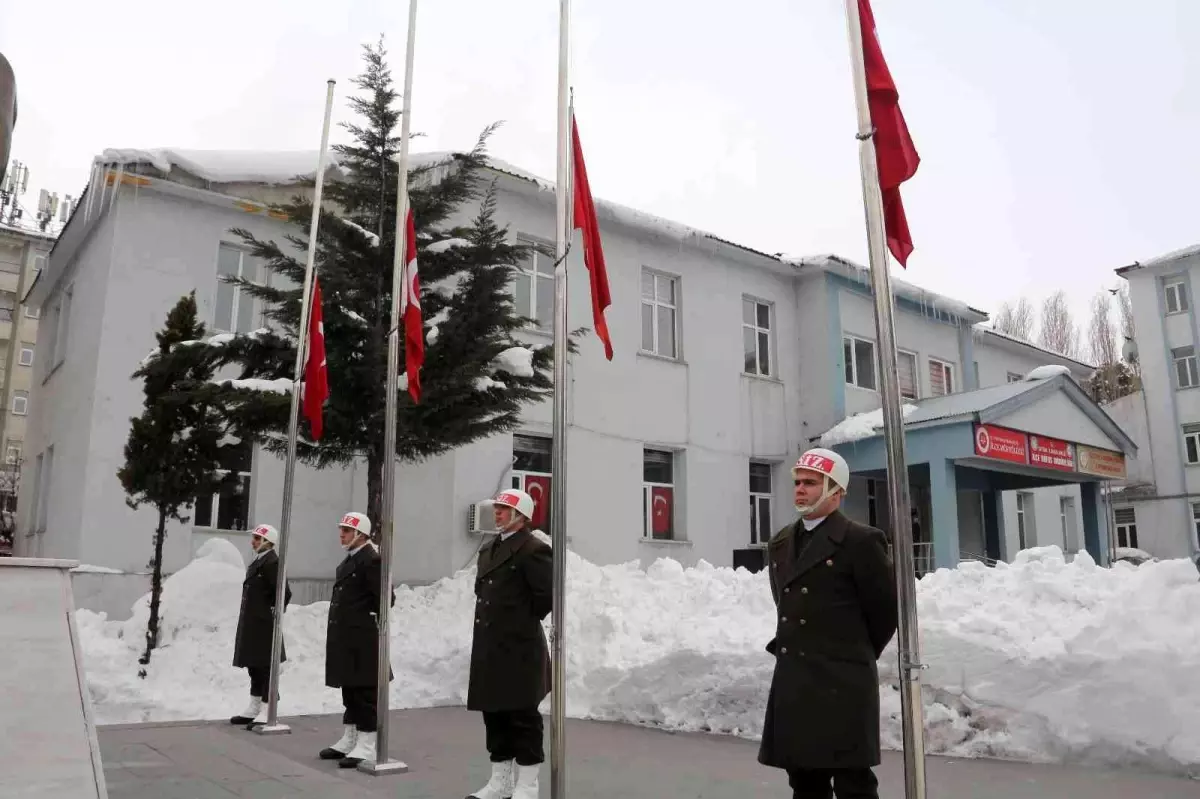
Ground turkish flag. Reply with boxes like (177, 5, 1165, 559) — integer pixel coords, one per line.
(303, 277, 329, 439)
(650, 486, 673, 538)
(859, 0, 920, 267)
(399, 203, 424, 402)
(571, 115, 614, 360)
(524, 475, 551, 530)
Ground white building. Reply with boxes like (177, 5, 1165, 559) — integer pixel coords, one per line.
(18, 148, 1106, 616)
(1110, 246, 1200, 561)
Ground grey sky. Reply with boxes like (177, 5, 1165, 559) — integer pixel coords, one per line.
(3, 0, 1195, 338)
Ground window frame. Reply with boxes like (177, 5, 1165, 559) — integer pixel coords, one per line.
(11, 391, 28, 416)
(18, 344, 33, 367)
(193, 440, 253, 532)
(511, 237, 555, 331)
(1165, 280, 1189, 315)
(1184, 425, 1200, 465)
(742, 298, 773, 377)
(642, 448, 677, 540)
(1015, 492, 1030, 550)
(214, 243, 264, 335)
(843, 334, 877, 391)
(641, 270, 680, 359)
(748, 461, 773, 545)
(4, 443, 20, 465)
(1006, 372, 1023, 383)
(897, 349, 919, 400)
(929, 357, 956, 397)
(1113, 507, 1138, 549)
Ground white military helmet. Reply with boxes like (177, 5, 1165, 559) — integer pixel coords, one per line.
(492, 489, 535, 520)
(338, 511, 372, 538)
(251, 523, 279, 546)
(792, 447, 850, 515)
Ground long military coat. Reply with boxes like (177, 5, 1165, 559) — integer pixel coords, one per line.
(757, 510, 898, 771)
(325, 543, 394, 688)
(232, 548, 292, 668)
(466, 529, 554, 712)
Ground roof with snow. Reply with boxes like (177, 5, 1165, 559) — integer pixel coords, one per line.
(1115, 243, 1200, 276)
(0, 221, 55, 243)
(818, 371, 1137, 454)
(972, 326, 1096, 371)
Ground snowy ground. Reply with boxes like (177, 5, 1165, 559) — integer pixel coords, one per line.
(76, 540, 1200, 775)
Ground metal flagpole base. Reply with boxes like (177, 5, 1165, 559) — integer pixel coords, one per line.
(252, 723, 292, 736)
(356, 758, 410, 775)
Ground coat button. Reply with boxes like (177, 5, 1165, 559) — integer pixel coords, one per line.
(781, 616, 788, 623)
(826, 559, 833, 566)
(799, 619, 807, 625)
(780, 646, 788, 654)
(784, 587, 790, 594)
(801, 587, 808, 594)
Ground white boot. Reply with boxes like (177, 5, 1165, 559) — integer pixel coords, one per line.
(319, 724, 357, 760)
(511, 763, 540, 799)
(468, 760, 515, 799)
(230, 696, 262, 725)
(339, 729, 376, 767)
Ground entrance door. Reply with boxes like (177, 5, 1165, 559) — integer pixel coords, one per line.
(957, 490, 986, 561)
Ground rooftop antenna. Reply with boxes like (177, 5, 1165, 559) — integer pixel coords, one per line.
(0, 159, 27, 226)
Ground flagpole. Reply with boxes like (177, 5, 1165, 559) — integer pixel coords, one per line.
(843, 1, 927, 797)
(358, 0, 417, 776)
(256, 78, 336, 737)
(550, 0, 572, 795)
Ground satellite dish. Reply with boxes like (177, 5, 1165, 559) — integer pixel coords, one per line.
(1122, 337, 1137, 364)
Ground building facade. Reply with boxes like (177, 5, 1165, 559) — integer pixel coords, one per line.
(1111, 246, 1200, 561)
(19, 148, 1105, 615)
(0, 222, 50, 554)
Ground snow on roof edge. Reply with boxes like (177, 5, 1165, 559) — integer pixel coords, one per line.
(974, 325, 1096, 370)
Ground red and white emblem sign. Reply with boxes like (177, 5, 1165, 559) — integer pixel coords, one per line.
(975, 427, 992, 455)
(496, 492, 519, 506)
(254, 525, 271, 537)
(797, 453, 834, 474)
(341, 514, 359, 528)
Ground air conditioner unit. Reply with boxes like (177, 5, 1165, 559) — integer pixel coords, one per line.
(468, 499, 497, 535)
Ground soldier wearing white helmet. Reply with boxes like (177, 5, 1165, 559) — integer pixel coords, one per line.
(757, 448, 898, 799)
(230, 523, 292, 728)
(319, 511, 394, 768)
(464, 488, 553, 799)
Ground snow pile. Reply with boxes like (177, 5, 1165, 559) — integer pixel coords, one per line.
(96, 148, 345, 185)
(340, 218, 380, 248)
(77, 542, 1200, 774)
(425, 237, 471, 254)
(214, 377, 292, 394)
(820, 403, 919, 446)
(1025, 364, 1073, 381)
(493, 346, 535, 378)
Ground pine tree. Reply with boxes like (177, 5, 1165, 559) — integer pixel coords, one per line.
(117, 292, 226, 674)
(206, 41, 557, 528)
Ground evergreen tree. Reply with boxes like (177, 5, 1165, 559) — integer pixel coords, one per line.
(207, 41, 558, 528)
(118, 292, 226, 674)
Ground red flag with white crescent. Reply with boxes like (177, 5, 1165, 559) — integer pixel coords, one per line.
(400, 204, 424, 402)
(303, 277, 328, 439)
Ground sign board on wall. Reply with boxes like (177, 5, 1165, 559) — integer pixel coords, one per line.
(1077, 445, 1127, 479)
(974, 424, 1028, 464)
(1029, 434, 1076, 471)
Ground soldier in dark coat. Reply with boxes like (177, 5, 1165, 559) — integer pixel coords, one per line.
(318, 511, 394, 768)
(465, 488, 553, 799)
(229, 523, 292, 727)
(759, 448, 898, 799)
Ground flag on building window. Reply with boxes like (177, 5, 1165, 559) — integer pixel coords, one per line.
(400, 203, 424, 402)
(303, 277, 329, 439)
(858, 0, 920, 267)
(524, 474, 551, 529)
(571, 114, 614, 360)
(651, 486, 673, 538)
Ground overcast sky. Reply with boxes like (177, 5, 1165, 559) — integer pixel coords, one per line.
(3, 0, 1196, 339)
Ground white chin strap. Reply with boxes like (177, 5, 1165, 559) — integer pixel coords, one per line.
(795, 475, 838, 516)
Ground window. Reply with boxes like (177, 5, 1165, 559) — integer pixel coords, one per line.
(18, 343, 33, 367)
(1015, 492, 1033, 550)
(930, 358, 955, 397)
(1007, 372, 1023, 383)
(11, 391, 28, 416)
(24, 305, 39, 319)
(0, 291, 13, 322)
(641, 271, 679, 358)
(843, 336, 876, 390)
(214, 244, 261, 334)
(1060, 496, 1077, 552)
(194, 439, 252, 531)
(4, 442, 19, 465)
(1173, 346, 1199, 389)
(897, 351, 918, 400)
(642, 449, 676, 540)
(749, 462, 772, 544)
(1113, 507, 1138, 549)
(511, 240, 554, 330)
(866, 479, 879, 527)
(742, 299, 772, 376)
(1165, 281, 1189, 314)
(1192, 503, 1200, 550)
(1184, 424, 1200, 465)
(34, 446, 53, 532)
(46, 285, 72, 369)
(511, 434, 552, 531)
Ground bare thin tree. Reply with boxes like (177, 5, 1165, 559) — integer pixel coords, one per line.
(1038, 290, 1080, 359)
(1117, 284, 1135, 340)
(1087, 292, 1118, 366)
(992, 296, 1036, 340)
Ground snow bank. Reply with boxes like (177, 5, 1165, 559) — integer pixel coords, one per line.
(96, 148, 345, 185)
(820, 404, 919, 446)
(493, 346, 535, 378)
(77, 542, 1200, 775)
(1025, 364, 1072, 381)
(215, 377, 293, 394)
(425, 237, 471, 254)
